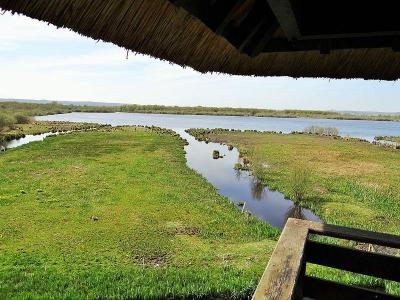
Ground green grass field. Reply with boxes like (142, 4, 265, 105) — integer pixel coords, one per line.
(0, 126, 278, 299)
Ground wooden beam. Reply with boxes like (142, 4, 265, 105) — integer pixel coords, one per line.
(215, 0, 255, 35)
(172, 0, 241, 31)
(262, 36, 400, 53)
(307, 240, 400, 282)
(252, 218, 308, 300)
(299, 0, 400, 37)
(220, 0, 274, 54)
(266, 0, 300, 40)
(238, 18, 267, 51)
(306, 220, 400, 249)
(249, 19, 279, 56)
(303, 276, 400, 300)
(299, 31, 400, 41)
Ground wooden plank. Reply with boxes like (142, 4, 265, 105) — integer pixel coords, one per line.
(266, 0, 300, 40)
(303, 276, 400, 300)
(299, 31, 400, 40)
(252, 218, 308, 300)
(222, 0, 275, 54)
(306, 220, 400, 249)
(262, 36, 400, 53)
(307, 240, 400, 282)
(172, 0, 240, 31)
(249, 19, 279, 56)
(215, 0, 255, 35)
(238, 18, 267, 51)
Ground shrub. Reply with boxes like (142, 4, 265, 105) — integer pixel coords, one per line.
(303, 125, 339, 136)
(233, 163, 242, 170)
(0, 114, 15, 130)
(288, 165, 311, 203)
(14, 114, 32, 124)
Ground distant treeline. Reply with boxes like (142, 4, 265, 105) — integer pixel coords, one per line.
(1, 101, 399, 123)
(0, 101, 116, 117)
(119, 104, 400, 121)
(0, 101, 115, 131)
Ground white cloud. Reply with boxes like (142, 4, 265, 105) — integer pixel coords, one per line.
(0, 11, 82, 44)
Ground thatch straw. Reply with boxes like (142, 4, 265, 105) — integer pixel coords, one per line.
(1, 0, 400, 80)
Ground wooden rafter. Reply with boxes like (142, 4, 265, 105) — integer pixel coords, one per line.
(266, 0, 300, 41)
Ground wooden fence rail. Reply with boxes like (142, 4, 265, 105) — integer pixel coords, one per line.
(252, 218, 400, 300)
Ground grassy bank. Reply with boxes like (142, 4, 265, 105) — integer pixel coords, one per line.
(187, 128, 400, 294)
(1, 101, 400, 122)
(0, 121, 108, 144)
(0, 126, 278, 299)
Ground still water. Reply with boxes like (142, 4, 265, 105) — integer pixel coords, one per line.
(26, 112, 397, 227)
(1, 132, 56, 151)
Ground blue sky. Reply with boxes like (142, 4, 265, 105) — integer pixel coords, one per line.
(0, 12, 399, 112)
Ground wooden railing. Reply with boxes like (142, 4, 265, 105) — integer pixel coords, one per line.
(252, 218, 400, 300)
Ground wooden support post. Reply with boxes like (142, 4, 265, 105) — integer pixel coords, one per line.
(252, 218, 308, 300)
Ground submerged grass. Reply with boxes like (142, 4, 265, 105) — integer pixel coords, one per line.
(0, 126, 278, 299)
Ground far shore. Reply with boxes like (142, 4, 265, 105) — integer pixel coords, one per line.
(1, 101, 400, 122)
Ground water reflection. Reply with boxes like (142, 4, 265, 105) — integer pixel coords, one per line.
(285, 205, 306, 222)
(250, 178, 265, 200)
(0, 141, 6, 152)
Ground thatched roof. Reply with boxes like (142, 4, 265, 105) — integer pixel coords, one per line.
(1, 0, 400, 80)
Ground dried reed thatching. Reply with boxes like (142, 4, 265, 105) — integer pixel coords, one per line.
(1, 0, 400, 80)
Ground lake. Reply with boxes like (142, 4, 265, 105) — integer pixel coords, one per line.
(37, 112, 400, 141)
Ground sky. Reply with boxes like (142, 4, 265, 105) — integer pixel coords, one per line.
(0, 12, 399, 112)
